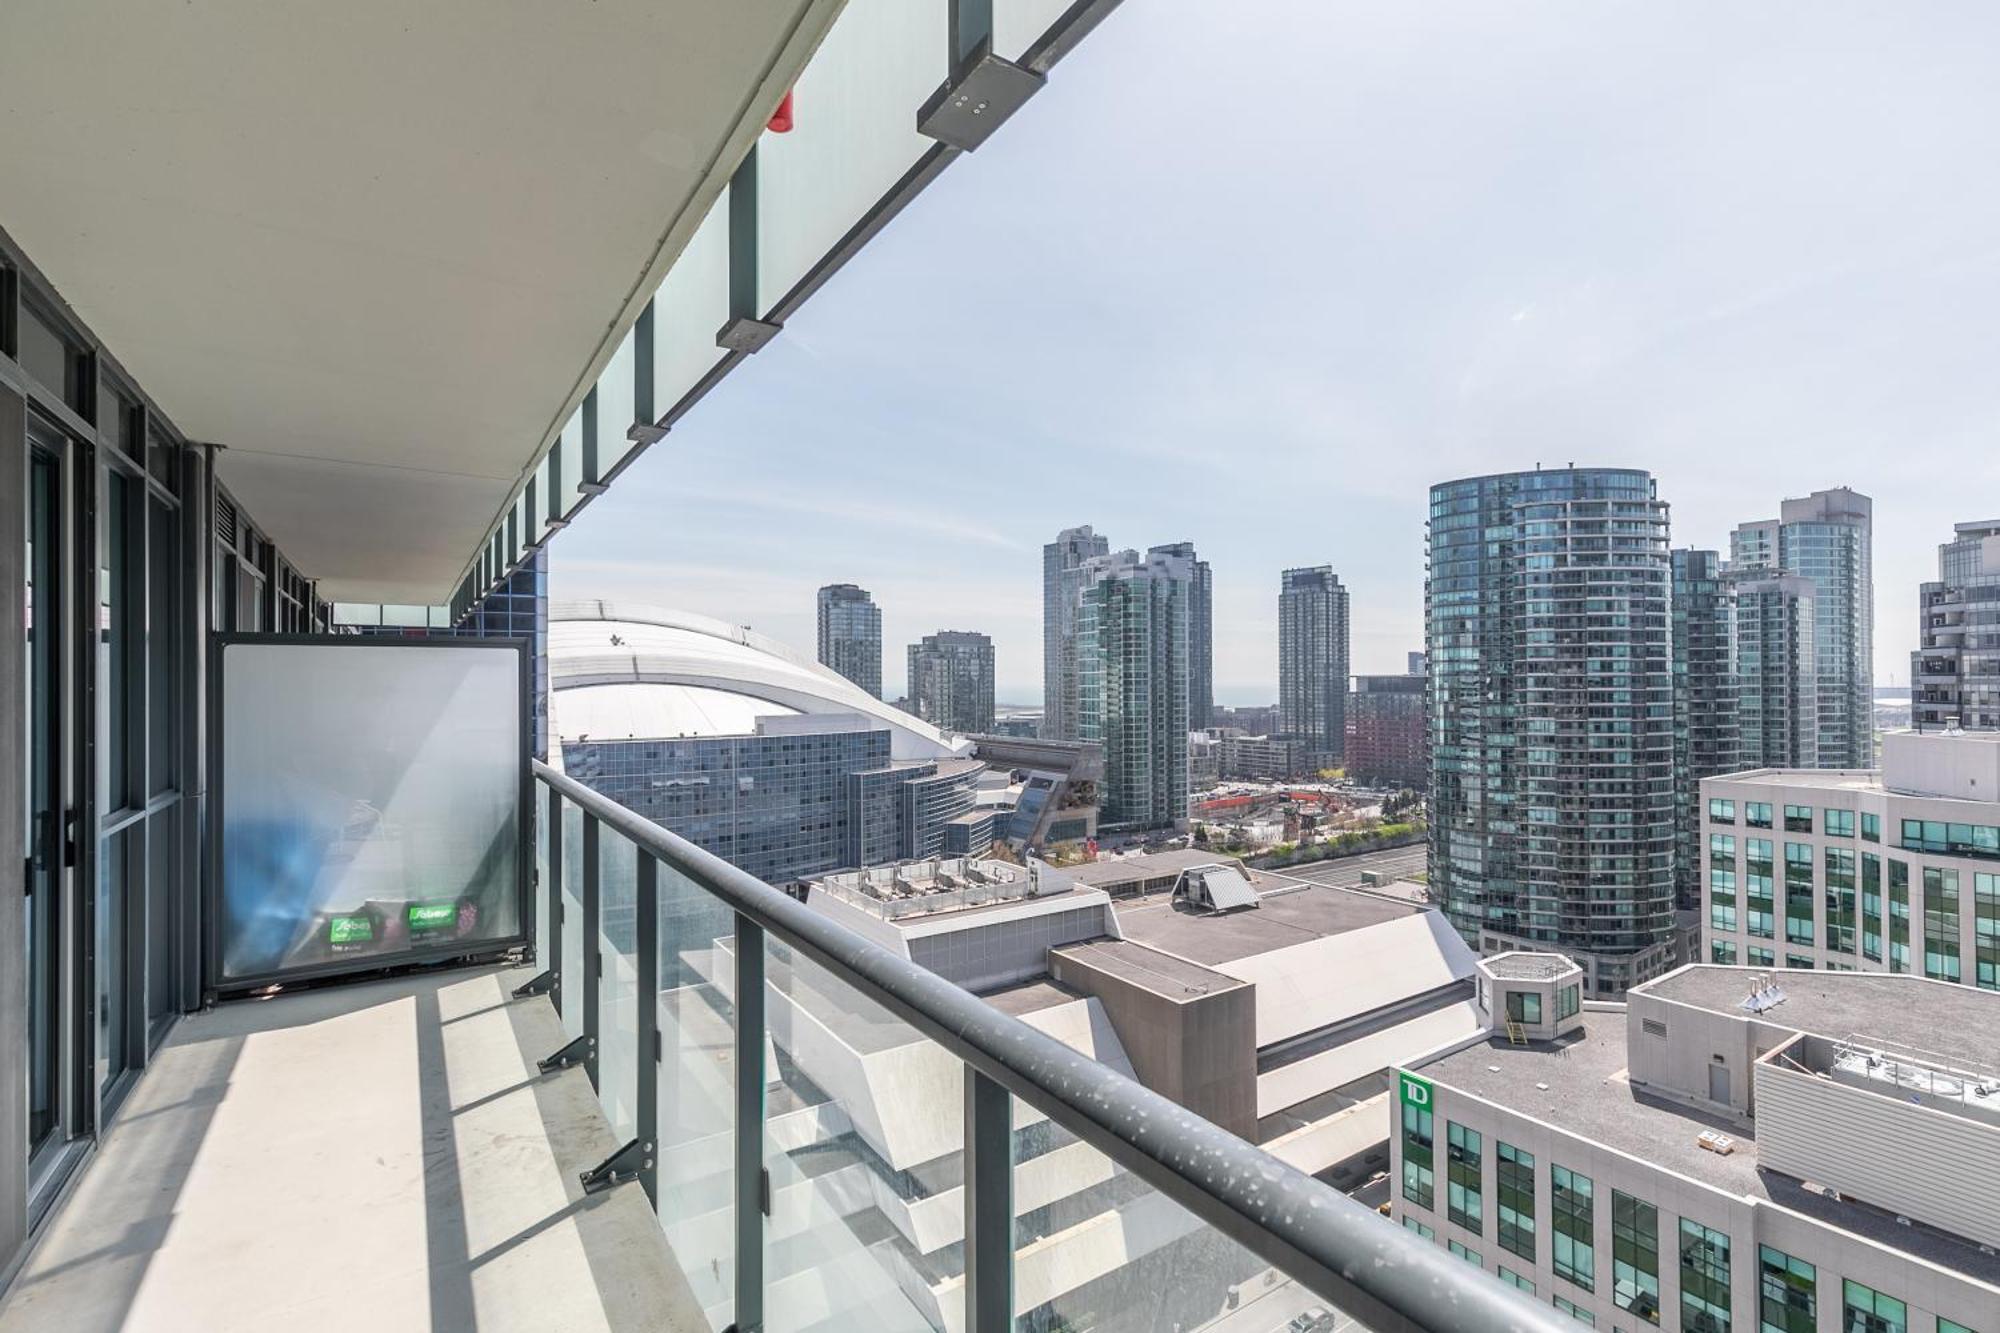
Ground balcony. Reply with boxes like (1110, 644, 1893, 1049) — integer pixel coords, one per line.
(0, 3, 1563, 1328)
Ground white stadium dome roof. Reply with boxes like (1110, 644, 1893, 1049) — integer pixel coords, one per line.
(549, 601, 968, 760)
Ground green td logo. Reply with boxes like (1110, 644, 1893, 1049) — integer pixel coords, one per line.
(1398, 1070, 1433, 1110)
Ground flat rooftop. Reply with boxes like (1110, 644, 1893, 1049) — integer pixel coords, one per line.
(1115, 882, 1418, 968)
(1639, 967, 2000, 1075)
(1482, 953, 1576, 981)
(1049, 938, 1246, 1002)
(1706, 767, 1881, 791)
(1417, 1023, 2000, 1287)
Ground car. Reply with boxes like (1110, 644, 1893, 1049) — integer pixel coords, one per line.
(1287, 1309, 1332, 1333)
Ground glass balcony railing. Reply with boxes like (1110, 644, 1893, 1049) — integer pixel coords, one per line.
(527, 762, 1563, 1333)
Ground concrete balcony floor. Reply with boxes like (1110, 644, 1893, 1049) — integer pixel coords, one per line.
(0, 965, 704, 1332)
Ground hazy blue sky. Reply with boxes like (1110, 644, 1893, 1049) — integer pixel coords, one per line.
(555, 1, 2000, 704)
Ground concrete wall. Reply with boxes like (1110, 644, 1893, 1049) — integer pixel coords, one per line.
(1883, 729, 2000, 800)
(1049, 949, 1257, 1141)
(1625, 991, 1775, 1122)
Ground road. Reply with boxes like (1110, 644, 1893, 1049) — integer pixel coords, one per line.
(1262, 843, 1429, 895)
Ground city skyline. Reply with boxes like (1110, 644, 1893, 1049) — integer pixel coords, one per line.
(549, 3, 1992, 703)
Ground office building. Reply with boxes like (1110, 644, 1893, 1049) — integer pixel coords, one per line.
(1731, 488, 1874, 767)
(1078, 545, 1193, 831)
(1278, 566, 1350, 763)
(551, 604, 982, 883)
(1913, 519, 2000, 731)
(1347, 674, 1426, 791)
(1732, 574, 1819, 770)
(1700, 728, 2000, 984)
(1041, 524, 1109, 741)
(1407, 650, 1428, 676)
(1212, 703, 1282, 736)
(1151, 540, 1213, 729)
(816, 582, 882, 699)
(906, 629, 996, 734)
(1391, 960, 1998, 1331)
(1671, 549, 1738, 910)
(1427, 468, 1676, 994)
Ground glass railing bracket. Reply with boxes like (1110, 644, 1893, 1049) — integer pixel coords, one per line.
(918, 51, 1043, 152)
(537, 1033, 594, 1073)
(579, 1137, 653, 1196)
(715, 316, 782, 354)
(511, 969, 557, 999)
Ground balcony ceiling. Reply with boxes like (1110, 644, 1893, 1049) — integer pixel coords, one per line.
(0, 0, 840, 602)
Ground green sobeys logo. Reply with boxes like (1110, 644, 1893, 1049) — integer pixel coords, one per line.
(1398, 1070, 1433, 1109)
(408, 901, 457, 930)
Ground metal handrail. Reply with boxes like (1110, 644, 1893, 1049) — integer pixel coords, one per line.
(533, 761, 1563, 1333)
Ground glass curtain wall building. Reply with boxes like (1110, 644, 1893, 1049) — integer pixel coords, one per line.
(906, 629, 996, 734)
(1730, 488, 1874, 767)
(1277, 565, 1351, 765)
(1151, 540, 1212, 729)
(1913, 519, 2000, 731)
(816, 582, 882, 699)
(1671, 549, 1738, 910)
(1041, 524, 1109, 741)
(1427, 468, 1676, 994)
(1077, 546, 1192, 831)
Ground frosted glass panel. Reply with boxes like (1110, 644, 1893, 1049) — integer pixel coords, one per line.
(651, 184, 732, 416)
(556, 406, 585, 519)
(594, 325, 639, 481)
(216, 641, 523, 985)
(994, 0, 1074, 62)
(757, 0, 946, 311)
(532, 453, 553, 541)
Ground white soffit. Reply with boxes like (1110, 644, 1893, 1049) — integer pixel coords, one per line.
(0, 0, 840, 601)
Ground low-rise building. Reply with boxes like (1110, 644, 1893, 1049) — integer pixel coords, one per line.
(1391, 961, 1998, 1332)
(1701, 729, 2000, 984)
(1215, 733, 1319, 782)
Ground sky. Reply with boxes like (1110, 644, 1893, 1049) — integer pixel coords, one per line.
(553, 1, 2000, 705)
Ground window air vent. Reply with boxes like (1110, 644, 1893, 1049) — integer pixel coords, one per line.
(1642, 1018, 1668, 1038)
(215, 494, 238, 546)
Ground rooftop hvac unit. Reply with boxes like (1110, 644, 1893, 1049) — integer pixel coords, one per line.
(1696, 1131, 1736, 1156)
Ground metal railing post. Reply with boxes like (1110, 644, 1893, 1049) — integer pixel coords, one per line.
(547, 785, 563, 1004)
(963, 1068, 1013, 1331)
(734, 915, 766, 1331)
(582, 813, 601, 1089)
(636, 852, 659, 1206)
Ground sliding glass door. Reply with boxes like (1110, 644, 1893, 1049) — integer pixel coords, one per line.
(24, 416, 75, 1187)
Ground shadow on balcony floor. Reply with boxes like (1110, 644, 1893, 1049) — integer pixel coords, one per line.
(0, 964, 707, 1332)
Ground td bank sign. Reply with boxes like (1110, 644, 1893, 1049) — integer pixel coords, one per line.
(1398, 1070, 1433, 1110)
